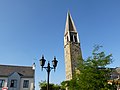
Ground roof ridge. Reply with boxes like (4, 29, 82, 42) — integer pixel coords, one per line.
(0, 64, 32, 68)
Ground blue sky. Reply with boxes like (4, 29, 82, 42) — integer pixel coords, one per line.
(0, 0, 120, 89)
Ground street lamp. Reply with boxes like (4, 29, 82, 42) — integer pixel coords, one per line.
(40, 55, 58, 90)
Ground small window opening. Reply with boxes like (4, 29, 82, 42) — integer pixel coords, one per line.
(74, 36, 77, 42)
(70, 35, 73, 42)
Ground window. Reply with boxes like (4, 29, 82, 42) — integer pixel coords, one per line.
(23, 80, 29, 88)
(10, 80, 17, 88)
(74, 36, 77, 42)
(0, 79, 5, 88)
(70, 32, 78, 42)
(70, 35, 73, 42)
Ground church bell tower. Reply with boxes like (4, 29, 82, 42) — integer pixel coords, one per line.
(64, 12, 82, 80)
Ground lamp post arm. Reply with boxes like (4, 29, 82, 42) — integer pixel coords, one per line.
(43, 66, 54, 72)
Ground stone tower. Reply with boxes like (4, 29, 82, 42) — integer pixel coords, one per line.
(64, 12, 82, 81)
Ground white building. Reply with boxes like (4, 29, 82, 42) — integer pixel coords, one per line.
(0, 64, 35, 90)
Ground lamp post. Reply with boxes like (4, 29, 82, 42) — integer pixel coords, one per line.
(40, 55, 58, 90)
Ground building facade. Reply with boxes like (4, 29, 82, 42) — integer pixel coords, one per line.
(64, 12, 82, 81)
(0, 64, 35, 90)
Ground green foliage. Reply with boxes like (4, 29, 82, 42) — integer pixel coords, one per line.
(62, 45, 114, 90)
(39, 80, 65, 90)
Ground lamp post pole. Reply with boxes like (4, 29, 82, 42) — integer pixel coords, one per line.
(40, 55, 58, 90)
(47, 62, 50, 90)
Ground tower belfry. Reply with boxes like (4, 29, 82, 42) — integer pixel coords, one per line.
(64, 12, 82, 80)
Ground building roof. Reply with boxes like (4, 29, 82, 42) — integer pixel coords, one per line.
(64, 12, 77, 35)
(115, 67, 120, 74)
(110, 67, 120, 74)
(0, 64, 34, 78)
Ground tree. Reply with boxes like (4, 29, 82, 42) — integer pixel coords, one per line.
(39, 80, 65, 90)
(62, 45, 114, 90)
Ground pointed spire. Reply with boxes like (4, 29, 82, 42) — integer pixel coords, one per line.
(65, 11, 77, 35)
